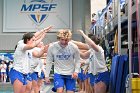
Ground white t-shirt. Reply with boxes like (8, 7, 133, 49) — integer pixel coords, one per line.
(28, 47, 42, 73)
(13, 40, 30, 74)
(9, 63, 13, 71)
(88, 45, 108, 75)
(88, 50, 94, 74)
(37, 60, 45, 77)
(80, 58, 89, 71)
(0, 64, 7, 72)
(45, 41, 81, 77)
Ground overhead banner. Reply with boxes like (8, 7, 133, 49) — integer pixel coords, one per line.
(3, 0, 72, 32)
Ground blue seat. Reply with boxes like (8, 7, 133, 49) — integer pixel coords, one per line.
(110, 55, 119, 93)
(121, 55, 128, 93)
(114, 55, 128, 93)
(115, 55, 125, 93)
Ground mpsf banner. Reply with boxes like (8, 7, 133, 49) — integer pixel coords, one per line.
(3, 0, 72, 32)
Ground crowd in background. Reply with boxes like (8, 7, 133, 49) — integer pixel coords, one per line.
(0, 60, 13, 83)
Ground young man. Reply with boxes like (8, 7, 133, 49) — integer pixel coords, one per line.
(45, 29, 81, 93)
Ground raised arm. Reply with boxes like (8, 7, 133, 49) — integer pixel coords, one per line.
(32, 44, 49, 58)
(80, 49, 90, 59)
(34, 25, 53, 38)
(23, 33, 46, 50)
(71, 40, 89, 50)
(77, 30, 99, 52)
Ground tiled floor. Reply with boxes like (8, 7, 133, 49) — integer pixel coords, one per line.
(0, 82, 78, 93)
(0, 82, 79, 93)
(0, 82, 53, 93)
(0, 82, 13, 93)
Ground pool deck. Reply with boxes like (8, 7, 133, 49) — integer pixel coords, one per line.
(0, 82, 53, 93)
(0, 82, 80, 93)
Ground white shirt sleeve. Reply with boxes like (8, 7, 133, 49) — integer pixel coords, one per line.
(73, 44, 81, 73)
(45, 45, 53, 77)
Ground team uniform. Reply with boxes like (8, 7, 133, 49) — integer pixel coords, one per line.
(28, 47, 43, 81)
(46, 41, 81, 92)
(9, 40, 32, 85)
(88, 50, 96, 86)
(89, 45, 110, 87)
(78, 59, 89, 82)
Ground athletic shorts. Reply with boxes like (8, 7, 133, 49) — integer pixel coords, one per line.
(0, 72, 6, 74)
(53, 73, 76, 92)
(30, 72, 38, 81)
(89, 73, 95, 86)
(78, 69, 83, 81)
(94, 71, 110, 87)
(39, 72, 45, 79)
(78, 69, 89, 81)
(9, 68, 32, 85)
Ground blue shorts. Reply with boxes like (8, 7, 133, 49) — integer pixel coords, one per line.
(78, 69, 83, 81)
(39, 72, 45, 79)
(9, 68, 32, 85)
(90, 71, 110, 86)
(94, 71, 110, 86)
(30, 72, 38, 81)
(89, 73, 95, 86)
(0, 72, 6, 74)
(78, 69, 89, 81)
(53, 73, 76, 92)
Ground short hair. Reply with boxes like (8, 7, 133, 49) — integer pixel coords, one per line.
(57, 29, 72, 40)
(22, 32, 34, 44)
(88, 33, 94, 38)
(15, 45, 17, 50)
(90, 35, 101, 45)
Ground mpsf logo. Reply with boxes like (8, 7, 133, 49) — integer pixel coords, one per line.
(21, 0, 57, 26)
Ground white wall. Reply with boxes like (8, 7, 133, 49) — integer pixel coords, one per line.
(90, 0, 106, 20)
(0, 0, 91, 51)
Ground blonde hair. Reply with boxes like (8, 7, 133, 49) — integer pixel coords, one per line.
(57, 29, 72, 39)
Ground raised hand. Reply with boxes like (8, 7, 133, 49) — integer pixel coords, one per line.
(77, 30, 84, 35)
(44, 25, 53, 33)
(43, 44, 49, 53)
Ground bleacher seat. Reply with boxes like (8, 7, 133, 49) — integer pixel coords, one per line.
(109, 55, 119, 93)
